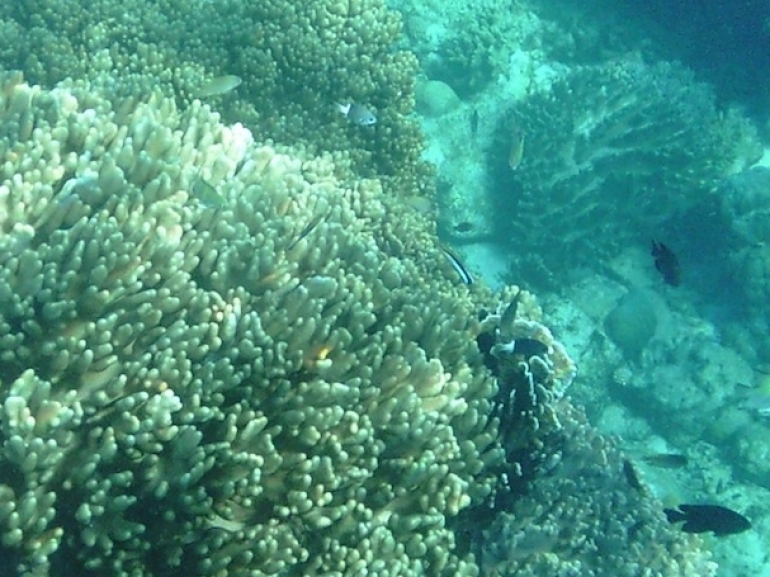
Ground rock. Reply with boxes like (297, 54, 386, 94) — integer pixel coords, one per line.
(415, 80, 461, 117)
(604, 290, 657, 362)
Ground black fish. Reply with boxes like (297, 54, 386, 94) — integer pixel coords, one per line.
(622, 459, 645, 492)
(651, 240, 680, 286)
(664, 504, 750, 536)
(510, 338, 547, 359)
(642, 453, 688, 469)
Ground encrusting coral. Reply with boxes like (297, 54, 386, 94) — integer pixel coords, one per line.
(0, 72, 718, 577)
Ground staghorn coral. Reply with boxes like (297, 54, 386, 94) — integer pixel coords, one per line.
(0, 73, 719, 577)
(489, 57, 760, 285)
(0, 0, 430, 197)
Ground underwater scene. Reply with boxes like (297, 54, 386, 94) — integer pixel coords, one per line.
(0, 0, 767, 575)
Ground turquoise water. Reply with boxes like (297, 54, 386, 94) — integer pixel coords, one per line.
(405, 0, 769, 575)
(0, 0, 768, 575)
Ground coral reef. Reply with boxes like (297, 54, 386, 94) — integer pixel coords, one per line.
(0, 73, 718, 577)
(478, 404, 718, 577)
(411, 0, 541, 97)
(0, 72, 499, 576)
(490, 57, 760, 285)
(0, 0, 429, 196)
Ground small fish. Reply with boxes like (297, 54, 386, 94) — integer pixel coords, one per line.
(508, 127, 525, 170)
(440, 245, 473, 285)
(192, 176, 226, 209)
(499, 289, 522, 340)
(664, 504, 750, 536)
(642, 453, 688, 469)
(194, 75, 242, 98)
(470, 109, 479, 140)
(651, 240, 681, 286)
(336, 102, 377, 126)
(491, 338, 548, 360)
(452, 221, 474, 234)
(735, 387, 770, 417)
(622, 459, 645, 492)
(288, 213, 325, 250)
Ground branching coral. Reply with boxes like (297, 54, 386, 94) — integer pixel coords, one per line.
(0, 71, 720, 577)
(0, 71, 499, 576)
(0, 0, 430, 197)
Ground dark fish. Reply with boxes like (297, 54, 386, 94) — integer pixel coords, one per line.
(491, 337, 548, 361)
(288, 213, 325, 250)
(470, 109, 479, 140)
(622, 459, 645, 492)
(453, 221, 474, 233)
(664, 504, 751, 536)
(511, 338, 547, 359)
(440, 246, 473, 285)
(642, 453, 688, 469)
(651, 240, 681, 286)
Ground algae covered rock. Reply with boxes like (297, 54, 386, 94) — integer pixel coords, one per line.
(416, 79, 462, 117)
(604, 290, 658, 361)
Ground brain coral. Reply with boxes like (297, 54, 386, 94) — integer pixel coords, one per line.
(489, 58, 759, 283)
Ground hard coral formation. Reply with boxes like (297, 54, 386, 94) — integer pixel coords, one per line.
(0, 73, 719, 577)
(492, 58, 760, 282)
(479, 404, 718, 577)
(0, 72, 499, 576)
(0, 0, 429, 197)
(428, 2, 538, 97)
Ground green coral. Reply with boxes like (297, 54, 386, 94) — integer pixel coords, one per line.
(0, 0, 430, 197)
(0, 73, 505, 576)
(0, 73, 719, 577)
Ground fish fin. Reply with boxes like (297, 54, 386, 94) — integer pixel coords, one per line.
(664, 508, 686, 523)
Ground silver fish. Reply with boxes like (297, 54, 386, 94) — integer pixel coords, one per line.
(192, 176, 226, 209)
(736, 388, 770, 417)
(194, 75, 242, 98)
(336, 102, 377, 126)
(287, 213, 325, 250)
